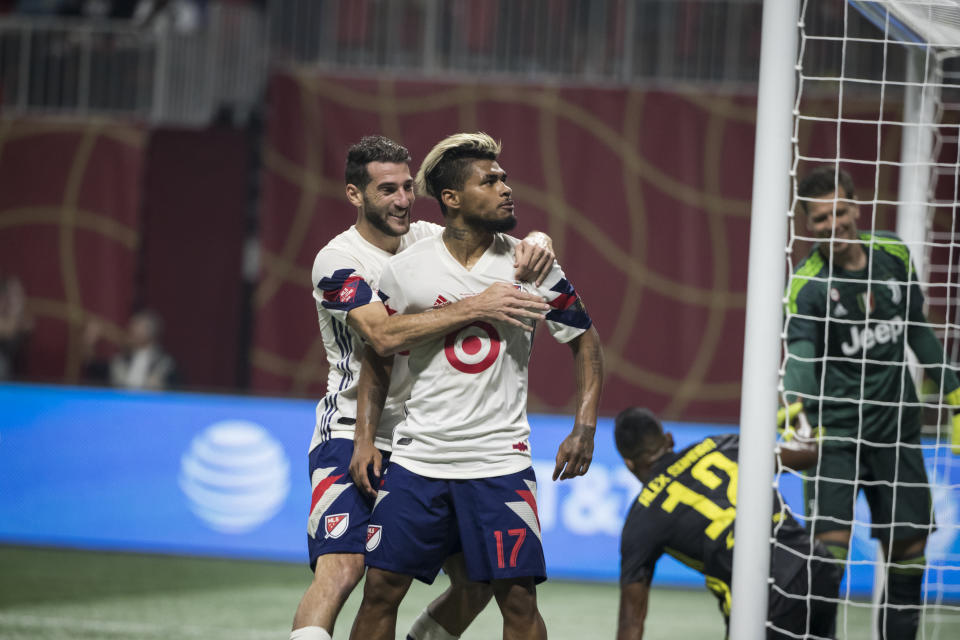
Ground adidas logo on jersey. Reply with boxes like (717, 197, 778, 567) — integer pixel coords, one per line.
(434, 294, 450, 309)
(840, 315, 904, 356)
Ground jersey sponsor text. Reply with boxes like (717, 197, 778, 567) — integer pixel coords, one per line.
(840, 315, 904, 356)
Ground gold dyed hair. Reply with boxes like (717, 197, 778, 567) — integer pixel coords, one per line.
(415, 132, 502, 200)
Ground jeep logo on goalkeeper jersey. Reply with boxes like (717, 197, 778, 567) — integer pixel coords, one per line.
(179, 420, 290, 534)
(840, 315, 904, 356)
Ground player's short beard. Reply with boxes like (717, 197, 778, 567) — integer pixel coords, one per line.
(362, 193, 406, 237)
(477, 214, 517, 233)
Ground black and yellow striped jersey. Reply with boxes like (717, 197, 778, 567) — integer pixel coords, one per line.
(620, 434, 813, 620)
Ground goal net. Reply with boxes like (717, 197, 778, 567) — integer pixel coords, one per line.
(779, 1, 960, 638)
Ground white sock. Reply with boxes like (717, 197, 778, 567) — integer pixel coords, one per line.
(406, 607, 459, 640)
(290, 626, 332, 640)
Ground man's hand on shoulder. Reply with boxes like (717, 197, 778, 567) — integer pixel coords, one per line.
(467, 282, 549, 331)
(553, 422, 596, 480)
(514, 231, 555, 286)
(349, 440, 382, 498)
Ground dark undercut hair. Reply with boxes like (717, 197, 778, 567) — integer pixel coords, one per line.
(415, 132, 501, 216)
(345, 136, 412, 191)
(614, 407, 666, 461)
(797, 165, 857, 215)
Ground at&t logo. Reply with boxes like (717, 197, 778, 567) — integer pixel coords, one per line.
(179, 420, 290, 534)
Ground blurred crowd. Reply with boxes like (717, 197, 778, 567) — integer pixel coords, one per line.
(82, 309, 181, 391)
(0, 274, 30, 381)
(0, 272, 181, 390)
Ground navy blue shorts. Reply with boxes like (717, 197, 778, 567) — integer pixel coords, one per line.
(306, 438, 389, 570)
(364, 463, 546, 585)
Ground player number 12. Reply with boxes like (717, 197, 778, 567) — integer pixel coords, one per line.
(660, 451, 738, 541)
(493, 528, 527, 568)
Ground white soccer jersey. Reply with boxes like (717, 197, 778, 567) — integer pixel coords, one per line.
(377, 233, 592, 479)
(309, 220, 441, 453)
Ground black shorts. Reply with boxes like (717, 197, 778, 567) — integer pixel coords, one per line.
(767, 543, 841, 639)
(805, 436, 934, 545)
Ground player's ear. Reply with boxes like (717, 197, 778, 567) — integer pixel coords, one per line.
(623, 457, 636, 473)
(345, 183, 364, 209)
(664, 432, 674, 451)
(440, 188, 460, 211)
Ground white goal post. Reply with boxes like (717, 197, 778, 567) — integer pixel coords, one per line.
(730, 0, 799, 638)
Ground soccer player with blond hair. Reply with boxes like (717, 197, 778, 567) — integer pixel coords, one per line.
(348, 132, 604, 640)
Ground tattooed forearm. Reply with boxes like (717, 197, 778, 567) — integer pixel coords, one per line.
(570, 326, 604, 425)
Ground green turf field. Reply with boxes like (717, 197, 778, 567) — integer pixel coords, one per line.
(1, 545, 956, 639)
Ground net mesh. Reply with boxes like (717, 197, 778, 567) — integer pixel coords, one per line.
(777, 1, 960, 637)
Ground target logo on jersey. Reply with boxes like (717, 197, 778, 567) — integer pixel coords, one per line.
(444, 321, 501, 374)
(366, 524, 383, 551)
(324, 513, 349, 539)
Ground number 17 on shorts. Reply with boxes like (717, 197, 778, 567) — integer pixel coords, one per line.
(364, 464, 547, 584)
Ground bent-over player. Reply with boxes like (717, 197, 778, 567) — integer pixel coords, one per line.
(614, 407, 841, 640)
(348, 132, 604, 640)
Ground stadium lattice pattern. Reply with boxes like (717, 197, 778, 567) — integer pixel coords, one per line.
(0, 118, 145, 382)
(248, 70, 932, 421)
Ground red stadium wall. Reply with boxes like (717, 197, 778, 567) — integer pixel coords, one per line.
(250, 72, 760, 421)
(139, 128, 249, 390)
(0, 74, 930, 421)
(250, 71, 924, 422)
(0, 120, 248, 389)
(0, 118, 146, 383)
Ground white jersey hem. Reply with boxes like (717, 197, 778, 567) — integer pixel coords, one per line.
(310, 431, 393, 453)
(388, 455, 531, 480)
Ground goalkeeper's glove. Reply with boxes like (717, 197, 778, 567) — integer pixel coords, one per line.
(777, 401, 803, 430)
(777, 401, 823, 443)
(946, 388, 960, 455)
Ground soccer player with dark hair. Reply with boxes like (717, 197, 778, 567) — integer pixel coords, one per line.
(348, 132, 604, 640)
(784, 164, 960, 638)
(614, 407, 840, 640)
(290, 134, 560, 640)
